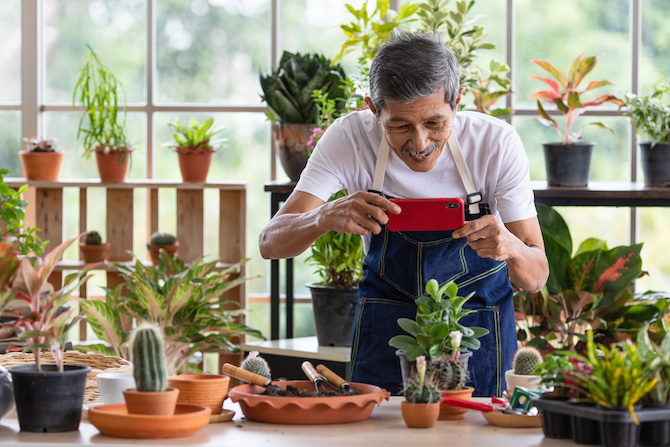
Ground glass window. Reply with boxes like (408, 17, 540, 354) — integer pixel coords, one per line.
(638, 208, 670, 293)
(0, 113, 22, 176)
(155, 0, 270, 104)
(641, 0, 670, 91)
(44, 0, 146, 104)
(0, 0, 20, 103)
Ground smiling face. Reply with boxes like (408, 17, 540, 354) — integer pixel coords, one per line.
(366, 88, 462, 172)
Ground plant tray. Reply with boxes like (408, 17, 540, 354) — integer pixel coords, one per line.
(532, 398, 670, 447)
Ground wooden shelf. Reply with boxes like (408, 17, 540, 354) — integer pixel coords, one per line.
(532, 180, 670, 207)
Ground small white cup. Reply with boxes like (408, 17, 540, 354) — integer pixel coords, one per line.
(97, 372, 136, 404)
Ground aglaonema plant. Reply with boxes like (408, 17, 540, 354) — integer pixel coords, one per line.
(514, 203, 648, 352)
(530, 52, 624, 144)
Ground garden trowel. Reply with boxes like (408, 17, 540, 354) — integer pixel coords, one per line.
(315, 364, 360, 395)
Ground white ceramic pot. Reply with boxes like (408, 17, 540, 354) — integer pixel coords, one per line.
(504, 369, 541, 394)
(97, 372, 136, 404)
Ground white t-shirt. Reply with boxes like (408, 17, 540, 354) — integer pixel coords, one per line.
(295, 109, 536, 251)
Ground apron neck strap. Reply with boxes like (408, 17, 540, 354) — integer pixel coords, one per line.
(372, 132, 482, 215)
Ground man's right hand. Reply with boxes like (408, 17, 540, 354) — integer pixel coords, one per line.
(317, 190, 401, 236)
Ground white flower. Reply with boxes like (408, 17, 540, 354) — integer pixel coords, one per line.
(450, 330, 462, 360)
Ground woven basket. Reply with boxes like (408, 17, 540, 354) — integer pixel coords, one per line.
(0, 351, 133, 403)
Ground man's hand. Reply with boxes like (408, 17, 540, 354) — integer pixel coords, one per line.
(317, 191, 401, 236)
(452, 215, 520, 261)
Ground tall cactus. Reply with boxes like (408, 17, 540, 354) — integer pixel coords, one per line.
(131, 323, 168, 392)
(512, 346, 543, 375)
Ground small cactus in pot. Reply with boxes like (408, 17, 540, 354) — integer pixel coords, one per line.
(147, 231, 179, 264)
(123, 323, 181, 415)
(79, 230, 110, 263)
(240, 351, 271, 380)
(401, 356, 441, 428)
(505, 346, 543, 394)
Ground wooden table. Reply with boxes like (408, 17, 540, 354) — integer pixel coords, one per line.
(0, 397, 562, 447)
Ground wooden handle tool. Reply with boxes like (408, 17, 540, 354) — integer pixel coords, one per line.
(221, 363, 283, 392)
(316, 364, 360, 394)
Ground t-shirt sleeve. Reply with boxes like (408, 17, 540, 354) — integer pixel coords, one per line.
(295, 119, 351, 202)
(495, 129, 537, 223)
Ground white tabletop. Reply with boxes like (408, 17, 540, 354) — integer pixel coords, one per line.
(241, 336, 351, 362)
(0, 397, 563, 447)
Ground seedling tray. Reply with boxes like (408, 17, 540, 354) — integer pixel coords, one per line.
(532, 398, 670, 447)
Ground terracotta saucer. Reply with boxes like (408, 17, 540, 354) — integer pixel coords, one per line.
(481, 410, 543, 428)
(88, 403, 211, 438)
(228, 380, 390, 424)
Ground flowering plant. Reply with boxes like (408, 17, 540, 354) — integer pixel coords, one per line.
(530, 53, 624, 144)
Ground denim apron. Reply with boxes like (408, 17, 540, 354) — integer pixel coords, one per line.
(350, 134, 517, 397)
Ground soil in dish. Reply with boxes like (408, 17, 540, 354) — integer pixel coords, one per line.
(262, 385, 352, 397)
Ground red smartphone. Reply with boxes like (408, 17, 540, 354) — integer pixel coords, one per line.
(387, 198, 465, 231)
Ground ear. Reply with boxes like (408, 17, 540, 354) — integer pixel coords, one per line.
(364, 97, 377, 116)
(454, 87, 465, 109)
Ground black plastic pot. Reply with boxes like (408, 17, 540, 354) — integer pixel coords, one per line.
(640, 405, 670, 447)
(571, 402, 601, 445)
(307, 283, 359, 347)
(538, 395, 573, 439)
(543, 142, 595, 187)
(10, 364, 90, 432)
(640, 142, 670, 187)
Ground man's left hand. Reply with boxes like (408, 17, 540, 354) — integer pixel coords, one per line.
(452, 215, 520, 262)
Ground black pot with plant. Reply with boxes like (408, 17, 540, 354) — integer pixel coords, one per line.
(530, 53, 624, 187)
(620, 77, 670, 187)
(306, 190, 363, 347)
(260, 51, 347, 181)
(1, 234, 96, 432)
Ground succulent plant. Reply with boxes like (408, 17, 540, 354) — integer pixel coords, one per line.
(404, 356, 441, 404)
(260, 51, 348, 124)
(84, 230, 103, 245)
(23, 137, 57, 152)
(150, 232, 176, 246)
(512, 346, 543, 375)
(428, 354, 469, 390)
(240, 351, 271, 379)
(131, 323, 168, 392)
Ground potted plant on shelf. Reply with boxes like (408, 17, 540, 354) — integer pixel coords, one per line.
(400, 356, 441, 428)
(165, 117, 226, 183)
(72, 44, 133, 183)
(147, 231, 179, 265)
(78, 254, 263, 375)
(530, 53, 624, 187)
(306, 189, 364, 347)
(0, 234, 97, 432)
(260, 50, 348, 181)
(0, 169, 46, 256)
(504, 346, 543, 394)
(19, 137, 64, 181)
(79, 230, 110, 263)
(123, 323, 181, 415)
(620, 76, 670, 187)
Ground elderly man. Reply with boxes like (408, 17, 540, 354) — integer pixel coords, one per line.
(259, 31, 548, 396)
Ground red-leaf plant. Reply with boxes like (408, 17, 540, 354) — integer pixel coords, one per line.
(530, 52, 624, 144)
(1, 234, 96, 372)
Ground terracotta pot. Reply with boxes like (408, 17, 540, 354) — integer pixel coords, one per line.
(147, 242, 179, 264)
(272, 122, 317, 182)
(168, 374, 230, 415)
(95, 147, 131, 183)
(19, 150, 65, 181)
(175, 148, 214, 182)
(79, 242, 111, 263)
(439, 386, 474, 420)
(401, 401, 440, 428)
(123, 387, 179, 415)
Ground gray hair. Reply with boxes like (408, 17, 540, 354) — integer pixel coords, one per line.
(368, 30, 460, 114)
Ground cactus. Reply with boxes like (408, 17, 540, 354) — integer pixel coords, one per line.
(240, 351, 271, 379)
(512, 346, 543, 375)
(404, 356, 441, 403)
(150, 232, 176, 246)
(84, 230, 102, 245)
(428, 354, 469, 390)
(131, 323, 168, 392)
